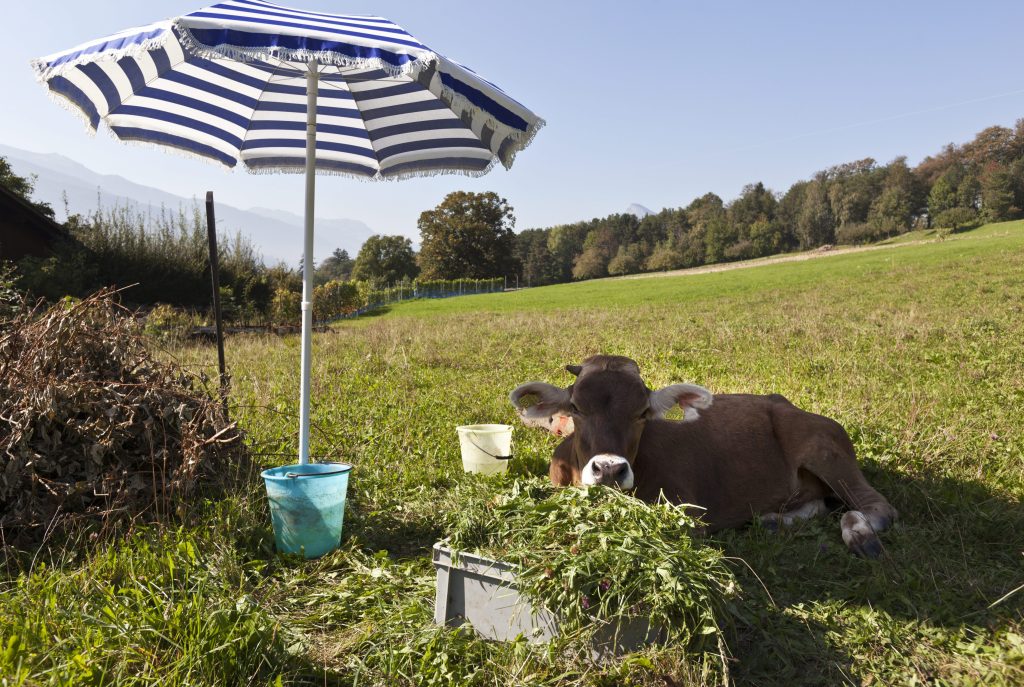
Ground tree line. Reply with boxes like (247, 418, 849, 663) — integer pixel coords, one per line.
(3, 119, 1023, 316)
(513, 120, 1024, 286)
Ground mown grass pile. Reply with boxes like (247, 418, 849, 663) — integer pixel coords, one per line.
(0, 290, 244, 543)
(447, 479, 737, 658)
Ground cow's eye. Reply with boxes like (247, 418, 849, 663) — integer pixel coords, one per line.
(569, 402, 582, 415)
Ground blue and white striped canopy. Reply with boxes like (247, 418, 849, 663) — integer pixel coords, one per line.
(32, 0, 544, 180)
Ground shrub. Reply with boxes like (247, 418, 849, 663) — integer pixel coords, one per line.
(270, 287, 301, 325)
(836, 222, 889, 245)
(313, 279, 361, 321)
(933, 207, 980, 237)
(0, 262, 21, 320)
(724, 239, 755, 261)
(143, 303, 200, 343)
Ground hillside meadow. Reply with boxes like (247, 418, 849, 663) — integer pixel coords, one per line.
(2, 221, 1023, 686)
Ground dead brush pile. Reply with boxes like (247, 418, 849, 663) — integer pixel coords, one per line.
(0, 290, 245, 541)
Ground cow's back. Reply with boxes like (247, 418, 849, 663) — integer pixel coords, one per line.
(632, 394, 809, 529)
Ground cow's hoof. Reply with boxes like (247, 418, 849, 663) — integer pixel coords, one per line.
(841, 511, 884, 559)
(760, 517, 780, 533)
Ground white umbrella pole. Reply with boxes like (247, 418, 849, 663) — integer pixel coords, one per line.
(298, 59, 318, 466)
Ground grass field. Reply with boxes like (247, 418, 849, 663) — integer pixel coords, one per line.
(2, 221, 1023, 686)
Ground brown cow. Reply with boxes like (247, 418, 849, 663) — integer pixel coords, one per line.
(510, 355, 896, 557)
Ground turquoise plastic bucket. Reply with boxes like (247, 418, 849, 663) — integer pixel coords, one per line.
(261, 462, 353, 558)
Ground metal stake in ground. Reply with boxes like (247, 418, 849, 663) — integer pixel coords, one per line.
(205, 191, 228, 419)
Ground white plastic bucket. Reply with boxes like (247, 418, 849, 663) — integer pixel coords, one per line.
(456, 424, 513, 475)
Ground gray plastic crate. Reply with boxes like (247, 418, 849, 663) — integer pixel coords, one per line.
(432, 543, 663, 660)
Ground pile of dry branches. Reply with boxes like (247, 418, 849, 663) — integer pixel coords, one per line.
(0, 290, 245, 540)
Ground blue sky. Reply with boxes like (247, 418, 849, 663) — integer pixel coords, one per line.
(3, 1, 1024, 245)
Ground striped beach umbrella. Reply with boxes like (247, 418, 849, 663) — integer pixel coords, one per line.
(32, 0, 544, 466)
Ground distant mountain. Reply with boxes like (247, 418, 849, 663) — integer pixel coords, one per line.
(0, 144, 376, 265)
(626, 203, 653, 218)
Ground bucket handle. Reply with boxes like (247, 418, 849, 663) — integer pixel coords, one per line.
(466, 435, 513, 461)
(285, 468, 351, 478)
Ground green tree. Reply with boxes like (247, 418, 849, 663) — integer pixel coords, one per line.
(728, 182, 777, 238)
(980, 164, 1019, 222)
(417, 191, 518, 280)
(826, 158, 884, 227)
(867, 158, 919, 236)
(796, 175, 834, 248)
(571, 226, 616, 280)
(957, 170, 981, 209)
(515, 228, 560, 286)
(315, 248, 355, 286)
(606, 243, 644, 276)
(776, 181, 808, 242)
(928, 171, 958, 217)
(0, 156, 54, 219)
(748, 216, 787, 256)
(546, 223, 589, 283)
(352, 234, 418, 285)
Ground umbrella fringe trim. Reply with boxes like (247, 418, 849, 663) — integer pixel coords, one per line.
(173, 23, 429, 80)
(29, 29, 175, 83)
(34, 86, 102, 136)
(435, 88, 547, 171)
(243, 156, 502, 181)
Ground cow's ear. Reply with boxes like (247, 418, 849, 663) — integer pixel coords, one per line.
(565, 364, 583, 376)
(649, 383, 713, 421)
(510, 382, 575, 436)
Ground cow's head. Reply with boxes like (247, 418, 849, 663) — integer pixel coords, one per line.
(510, 355, 712, 489)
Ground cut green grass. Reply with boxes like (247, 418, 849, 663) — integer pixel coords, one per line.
(2, 220, 1023, 686)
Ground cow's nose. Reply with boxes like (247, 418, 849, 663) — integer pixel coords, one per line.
(582, 454, 634, 489)
(609, 461, 628, 480)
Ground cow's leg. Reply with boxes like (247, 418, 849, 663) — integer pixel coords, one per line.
(800, 446, 896, 558)
(771, 403, 896, 557)
(761, 498, 827, 531)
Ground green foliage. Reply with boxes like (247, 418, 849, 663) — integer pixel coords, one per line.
(934, 206, 981, 236)
(571, 247, 609, 280)
(796, 175, 835, 248)
(981, 163, 1023, 222)
(1, 261, 23, 320)
(867, 157, 921, 236)
(351, 234, 418, 285)
(144, 303, 201, 343)
(270, 287, 301, 325)
(606, 243, 644, 275)
(511, 120, 1024, 284)
(0, 155, 54, 219)
(313, 279, 361, 321)
(417, 191, 519, 280)
(315, 247, 354, 286)
(447, 480, 737, 660)
(15, 204, 270, 320)
(835, 222, 889, 245)
(515, 228, 562, 286)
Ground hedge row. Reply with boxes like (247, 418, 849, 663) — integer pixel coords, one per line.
(267, 277, 505, 324)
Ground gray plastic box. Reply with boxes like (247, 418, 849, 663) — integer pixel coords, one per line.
(432, 542, 663, 659)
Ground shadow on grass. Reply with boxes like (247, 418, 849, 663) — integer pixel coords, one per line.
(715, 465, 1024, 684)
